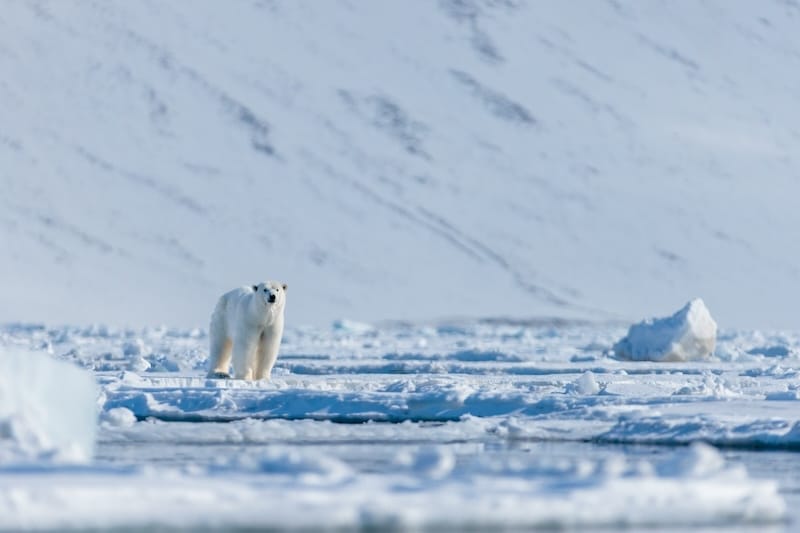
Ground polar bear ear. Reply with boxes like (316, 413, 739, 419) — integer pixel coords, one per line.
(252, 285, 258, 291)
(282, 283, 288, 291)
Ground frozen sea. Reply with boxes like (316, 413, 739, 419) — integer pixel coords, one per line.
(3, 319, 800, 531)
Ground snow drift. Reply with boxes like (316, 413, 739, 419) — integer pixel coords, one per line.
(0, 349, 97, 463)
(613, 298, 717, 362)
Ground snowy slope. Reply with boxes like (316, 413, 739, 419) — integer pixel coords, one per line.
(2, 1, 800, 328)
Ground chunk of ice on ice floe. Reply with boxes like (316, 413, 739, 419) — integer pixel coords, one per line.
(613, 299, 717, 362)
(0, 349, 97, 462)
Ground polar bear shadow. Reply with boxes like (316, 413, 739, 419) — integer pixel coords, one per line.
(207, 281, 287, 381)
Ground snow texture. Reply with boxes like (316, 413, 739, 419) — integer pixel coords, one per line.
(0, 321, 798, 529)
(3, 2, 800, 329)
(0, 349, 97, 463)
(0, 442, 783, 531)
(3, 0, 800, 528)
(613, 298, 717, 362)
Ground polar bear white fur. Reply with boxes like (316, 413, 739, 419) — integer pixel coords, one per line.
(206, 281, 287, 381)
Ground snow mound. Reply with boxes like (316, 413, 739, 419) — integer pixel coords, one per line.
(0, 349, 97, 463)
(613, 299, 717, 362)
(566, 371, 601, 395)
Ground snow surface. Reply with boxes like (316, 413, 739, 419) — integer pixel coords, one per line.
(2, 321, 799, 530)
(614, 298, 718, 361)
(3, 2, 800, 328)
(0, 442, 783, 531)
(4, 0, 800, 528)
(0, 348, 96, 463)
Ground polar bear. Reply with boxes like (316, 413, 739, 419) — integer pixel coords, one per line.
(206, 281, 287, 381)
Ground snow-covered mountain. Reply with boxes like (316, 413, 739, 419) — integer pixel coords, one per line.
(2, 1, 800, 328)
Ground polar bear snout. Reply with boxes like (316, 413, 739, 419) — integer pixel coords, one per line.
(254, 285, 280, 305)
(263, 289, 277, 304)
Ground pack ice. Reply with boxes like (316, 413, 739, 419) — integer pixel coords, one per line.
(0, 320, 795, 530)
(613, 298, 717, 361)
(0, 348, 97, 463)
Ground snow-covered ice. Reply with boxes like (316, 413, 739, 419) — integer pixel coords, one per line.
(0, 348, 96, 463)
(0, 441, 784, 531)
(1, 320, 799, 530)
(614, 298, 718, 362)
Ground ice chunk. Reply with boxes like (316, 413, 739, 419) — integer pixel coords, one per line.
(613, 299, 717, 361)
(101, 407, 136, 428)
(0, 349, 97, 462)
(566, 371, 601, 395)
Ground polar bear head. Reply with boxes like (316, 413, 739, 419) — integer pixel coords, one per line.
(252, 281, 288, 310)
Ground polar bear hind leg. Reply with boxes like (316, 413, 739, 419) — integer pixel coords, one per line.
(207, 334, 233, 379)
(208, 295, 232, 379)
(207, 304, 234, 378)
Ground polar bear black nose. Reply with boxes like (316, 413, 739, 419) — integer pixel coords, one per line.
(268, 294, 276, 303)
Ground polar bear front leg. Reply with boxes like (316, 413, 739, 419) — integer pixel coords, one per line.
(254, 334, 280, 380)
(232, 332, 260, 380)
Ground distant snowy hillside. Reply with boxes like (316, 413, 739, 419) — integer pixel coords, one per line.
(2, 1, 800, 328)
